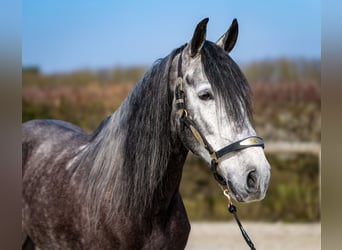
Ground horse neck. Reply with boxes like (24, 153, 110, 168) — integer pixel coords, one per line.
(116, 86, 189, 216)
(85, 77, 190, 219)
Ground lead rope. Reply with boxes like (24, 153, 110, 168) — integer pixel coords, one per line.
(218, 185, 256, 250)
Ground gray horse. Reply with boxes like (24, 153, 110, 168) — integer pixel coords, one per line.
(22, 18, 270, 249)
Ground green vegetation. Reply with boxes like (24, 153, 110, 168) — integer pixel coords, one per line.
(22, 58, 320, 222)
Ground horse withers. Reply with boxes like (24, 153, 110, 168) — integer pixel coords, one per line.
(22, 18, 271, 249)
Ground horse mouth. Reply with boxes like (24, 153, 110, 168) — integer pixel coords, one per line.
(227, 180, 245, 202)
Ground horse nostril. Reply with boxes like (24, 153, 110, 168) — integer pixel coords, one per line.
(247, 170, 258, 192)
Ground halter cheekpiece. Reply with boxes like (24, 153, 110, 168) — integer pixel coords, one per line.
(175, 51, 265, 186)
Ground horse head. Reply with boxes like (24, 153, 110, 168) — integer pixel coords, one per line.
(171, 18, 271, 202)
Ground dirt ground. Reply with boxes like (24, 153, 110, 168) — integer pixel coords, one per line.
(185, 222, 321, 250)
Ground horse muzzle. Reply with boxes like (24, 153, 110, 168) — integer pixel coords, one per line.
(225, 164, 271, 203)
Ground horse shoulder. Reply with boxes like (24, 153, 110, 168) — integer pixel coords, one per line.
(22, 120, 90, 248)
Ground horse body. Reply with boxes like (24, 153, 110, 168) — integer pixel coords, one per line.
(23, 101, 190, 249)
(23, 18, 271, 249)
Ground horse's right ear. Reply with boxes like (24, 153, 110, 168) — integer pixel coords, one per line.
(216, 18, 238, 53)
(185, 18, 209, 58)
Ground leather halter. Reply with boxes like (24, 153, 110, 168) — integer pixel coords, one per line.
(175, 52, 264, 186)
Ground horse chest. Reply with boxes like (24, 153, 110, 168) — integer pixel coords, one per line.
(104, 195, 190, 249)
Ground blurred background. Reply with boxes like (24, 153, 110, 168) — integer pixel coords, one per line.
(22, 0, 320, 226)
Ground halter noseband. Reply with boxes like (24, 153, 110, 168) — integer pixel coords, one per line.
(175, 52, 264, 186)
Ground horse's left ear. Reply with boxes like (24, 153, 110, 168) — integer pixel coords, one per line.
(186, 18, 209, 58)
(216, 18, 238, 53)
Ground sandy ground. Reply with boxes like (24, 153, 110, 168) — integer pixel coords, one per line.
(185, 222, 321, 250)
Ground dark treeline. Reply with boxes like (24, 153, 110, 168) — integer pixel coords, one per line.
(23, 58, 320, 86)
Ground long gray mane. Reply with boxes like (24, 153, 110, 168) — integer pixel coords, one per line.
(73, 46, 186, 222)
(72, 41, 252, 223)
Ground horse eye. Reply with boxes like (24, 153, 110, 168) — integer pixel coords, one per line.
(198, 91, 213, 101)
